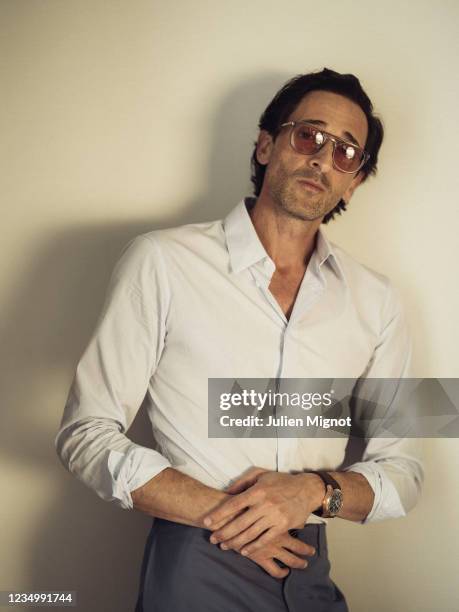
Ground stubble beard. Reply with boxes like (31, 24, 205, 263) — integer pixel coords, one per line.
(267, 162, 336, 222)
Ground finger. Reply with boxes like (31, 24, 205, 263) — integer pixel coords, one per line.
(211, 507, 263, 544)
(254, 558, 289, 580)
(220, 517, 272, 551)
(209, 508, 245, 532)
(203, 491, 252, 528)
(225, 478, 254, 495)
(281, 535, 316, 557)
(275, 548, 309, 570)
(240, 527, 282, 556)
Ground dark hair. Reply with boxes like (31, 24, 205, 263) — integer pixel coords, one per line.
(250, 67, 384, 223)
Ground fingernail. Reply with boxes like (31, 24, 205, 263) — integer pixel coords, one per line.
(203, 518, 211, 527)
(210, 536, 217, 544)
(220, 543, 228, 550)
(310, 548, 316, 555)
(241, 549, 248, 556)
(303, 561, 308, 569)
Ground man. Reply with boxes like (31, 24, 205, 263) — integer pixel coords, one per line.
(56, 68, 423, 611)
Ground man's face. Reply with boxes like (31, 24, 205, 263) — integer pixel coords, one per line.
(256, 90, 369, 221)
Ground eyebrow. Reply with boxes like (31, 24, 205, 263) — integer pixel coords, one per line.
(300, 119, 362, 148)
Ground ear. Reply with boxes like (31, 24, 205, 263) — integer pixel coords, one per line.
(342, 171, 364, 204)
(256, 130, 274, 165)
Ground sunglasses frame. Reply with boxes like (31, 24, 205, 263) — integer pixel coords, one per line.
(280, 121, 369, 174)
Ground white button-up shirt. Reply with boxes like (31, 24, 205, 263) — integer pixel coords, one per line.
(56, 198, 423, 524)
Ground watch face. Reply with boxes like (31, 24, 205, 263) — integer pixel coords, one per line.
(329, 489, 344, 515)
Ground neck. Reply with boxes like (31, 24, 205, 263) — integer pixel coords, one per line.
(249, 195, 322, 272)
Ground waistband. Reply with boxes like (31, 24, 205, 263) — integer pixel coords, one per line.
(151, 518, 328, 558)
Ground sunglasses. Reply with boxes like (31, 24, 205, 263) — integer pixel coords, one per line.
(280, 121, 369, 174)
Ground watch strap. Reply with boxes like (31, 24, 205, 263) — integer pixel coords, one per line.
(312, 470, 341, 491)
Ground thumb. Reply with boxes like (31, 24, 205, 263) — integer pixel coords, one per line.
(225, 467, 269, 494)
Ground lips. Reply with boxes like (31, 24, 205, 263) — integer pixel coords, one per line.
(297, 179, 325, 192)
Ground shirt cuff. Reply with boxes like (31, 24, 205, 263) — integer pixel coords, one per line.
(107, 447, 171, 510)
(344, 461, 406, 523)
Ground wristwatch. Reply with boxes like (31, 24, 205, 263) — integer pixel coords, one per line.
(311, 471, 343, 518)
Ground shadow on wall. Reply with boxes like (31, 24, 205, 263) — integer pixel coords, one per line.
(0, 73, 292, 612)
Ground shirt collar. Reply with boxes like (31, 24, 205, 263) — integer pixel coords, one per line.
(223, 197, 347, 284)
(314, 223, 347, 283)
(223, 198, 270, 273)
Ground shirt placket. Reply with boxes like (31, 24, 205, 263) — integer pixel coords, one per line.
(249, 256, 327, 472)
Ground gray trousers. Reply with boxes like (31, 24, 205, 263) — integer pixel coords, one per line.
(135, 518, 349, 612)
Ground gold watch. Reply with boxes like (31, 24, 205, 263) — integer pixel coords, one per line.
(311, 471, 343, 518)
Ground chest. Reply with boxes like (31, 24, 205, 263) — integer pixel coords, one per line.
(158, 260, 378, 379)
(268, 269, 305, 319)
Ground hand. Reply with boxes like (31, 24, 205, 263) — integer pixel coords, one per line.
(204, 467, 324, 557)
(230, 530, 316, 579)
(225, 466, 270, 495)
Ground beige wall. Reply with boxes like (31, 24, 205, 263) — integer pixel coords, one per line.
(1, 1, 458, 610)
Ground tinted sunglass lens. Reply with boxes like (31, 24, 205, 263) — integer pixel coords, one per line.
(293, 125, 320, 154)
(334, 144, 363, 172)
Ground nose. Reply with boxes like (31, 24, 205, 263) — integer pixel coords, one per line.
(307, 140, 334, 173)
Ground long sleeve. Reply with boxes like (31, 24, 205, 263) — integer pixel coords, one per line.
(55, 235, 172, 509)
(344, 282, 424, 523)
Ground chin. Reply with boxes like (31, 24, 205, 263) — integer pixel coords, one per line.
(290, 197, 326, 219)
(274, 187, 325, 220)
(283, 204, 323, 222)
